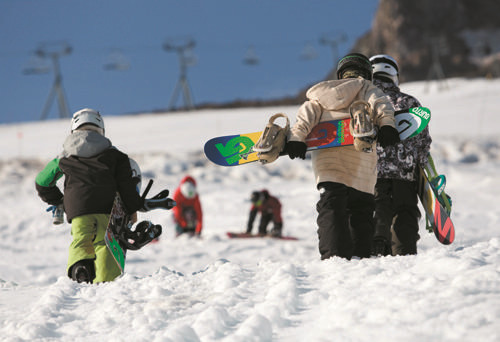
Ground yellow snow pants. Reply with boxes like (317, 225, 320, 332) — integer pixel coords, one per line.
(67, 214, 121, 283)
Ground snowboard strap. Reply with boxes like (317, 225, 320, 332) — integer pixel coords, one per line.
(423, 153, 452, 214)
(349, 100, 376, 152)
(254, 113, 290, 164)
(425, 214, 433, 233)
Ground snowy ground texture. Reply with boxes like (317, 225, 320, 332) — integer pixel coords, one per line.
(1, 78, 499, 341)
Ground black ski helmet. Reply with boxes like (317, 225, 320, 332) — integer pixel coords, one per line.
(336, 53, 372, 80)
(250, 191, 261, 203)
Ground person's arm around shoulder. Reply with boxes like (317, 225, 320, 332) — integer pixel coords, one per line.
(365, 83, 395, 129)
(365, 83, 400, 147)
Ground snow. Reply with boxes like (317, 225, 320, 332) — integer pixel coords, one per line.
(1, 78, 500, 341)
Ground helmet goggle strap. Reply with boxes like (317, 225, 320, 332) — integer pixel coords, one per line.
(74, 123, 104, 135)
(373, 72, 399, 86)
(341, 69, 371, 80)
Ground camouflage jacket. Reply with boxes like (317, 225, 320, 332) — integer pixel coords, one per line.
(374, 79, 432, 181)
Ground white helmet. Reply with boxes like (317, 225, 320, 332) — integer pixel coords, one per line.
(369, 54, 399, 86)
(71, 108, 105, 135)
(129, 158, 142, 193)
(180, 181, 196, 199)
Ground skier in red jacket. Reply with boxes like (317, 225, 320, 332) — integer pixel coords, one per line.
(172, 176, 203, 237)
(246, 189, 283, 237)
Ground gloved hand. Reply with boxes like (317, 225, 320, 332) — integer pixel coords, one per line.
(46, 203, 64, 225)
(377, 125, 400, 148)
(285, 141, 307, 160)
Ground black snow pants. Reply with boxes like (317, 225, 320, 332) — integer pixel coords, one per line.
(316, 182, 375, 260)
(258, 213, 282, 235)
(247, 212, 281, 235)
(374, 178, 421, 255)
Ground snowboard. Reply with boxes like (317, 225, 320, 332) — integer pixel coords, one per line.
(104, 194, 130, 273)
(424, 154, 452, 213)
(417, 160, 455, 245)
(104, 179, 165, 274)
(226, 232, 298, 240)
(204, 107, 431, 167)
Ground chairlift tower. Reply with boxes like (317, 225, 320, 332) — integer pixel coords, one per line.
(163, 38, 196, 111)
(425, 36, 449, 92)
(320, 32, 347, 69)
(34, 42, 72, 120)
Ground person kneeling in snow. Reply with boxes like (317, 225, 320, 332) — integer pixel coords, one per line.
(246, 189, 283, 237)
(172, 176, 203, 237)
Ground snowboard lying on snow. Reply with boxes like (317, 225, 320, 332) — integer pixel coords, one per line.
(226, 232, 298, 240)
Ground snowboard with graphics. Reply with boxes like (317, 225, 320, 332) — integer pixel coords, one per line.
(417, 155, 455, 245)
(104, 180, 171, 275)
(204, 107, 431, 167)
(104, 194, 130, 273)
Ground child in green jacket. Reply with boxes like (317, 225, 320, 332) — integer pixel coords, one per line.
(35, 108, 144, 283)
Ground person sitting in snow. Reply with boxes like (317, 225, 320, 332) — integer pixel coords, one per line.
(246, 189, 283, 237)
(172, 175, 203, 237)
(35, 108, 169, 284)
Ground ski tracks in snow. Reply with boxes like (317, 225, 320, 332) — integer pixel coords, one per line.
(2, 259, 311, 341)
(2, 240, 500, 342)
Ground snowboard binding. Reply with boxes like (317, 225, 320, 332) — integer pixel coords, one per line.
(117, 181, 173, 250)
(349, 100, 376, 153)
(142, 188, 177, 211)
(118, 220, 162, 250)
(254, 113, 290, 164)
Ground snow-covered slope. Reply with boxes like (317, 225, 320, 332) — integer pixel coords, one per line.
(0, 78, 499, 341)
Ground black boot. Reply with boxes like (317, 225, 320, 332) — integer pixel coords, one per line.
(70, 259, 95, 284)
(371, 237, 391, 256)
(270, 222, 283, 237)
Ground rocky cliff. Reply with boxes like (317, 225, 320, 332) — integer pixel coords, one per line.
(196, 0, 500, 110)
(343, 0, 500, 82)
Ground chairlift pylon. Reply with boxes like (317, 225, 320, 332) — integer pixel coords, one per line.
(24, 41, 72, 120)
(23, 54, 51, 75)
